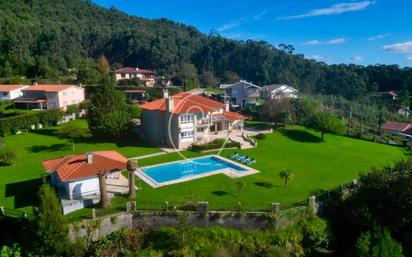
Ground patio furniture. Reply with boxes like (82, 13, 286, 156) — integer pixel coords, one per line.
(246, 158, 256, 165)
(242, 157, 252, 163)
(237, 155, 247, 162)
(229, 152, 238, 158)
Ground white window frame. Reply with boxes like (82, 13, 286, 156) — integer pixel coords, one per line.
(180, 115, 194, 124)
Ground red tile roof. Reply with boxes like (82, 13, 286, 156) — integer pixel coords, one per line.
(115, 67, 155, 74)
(381, 121, 412, 132)
(140, 92, 226, 114)
(23, 84, 78, 93)
(0, 85, 29, 92)
(42, 151, 127, 182)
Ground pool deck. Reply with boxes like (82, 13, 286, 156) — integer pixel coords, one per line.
(135, 155, 260, 188)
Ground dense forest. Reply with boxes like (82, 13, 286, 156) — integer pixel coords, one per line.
(0, 0, 412, 100)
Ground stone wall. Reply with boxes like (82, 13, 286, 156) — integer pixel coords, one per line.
(68, 206, 313, 242)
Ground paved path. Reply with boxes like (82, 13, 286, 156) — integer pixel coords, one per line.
(129, 151, 168, 160)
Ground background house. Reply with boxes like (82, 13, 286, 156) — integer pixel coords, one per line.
(381, 121, 412, 142)
(220, 80, 261, 107)
(43, 151, 128, 214)
(260, 84, 298, 100)
(115, 67, 172, 87)
(140, 92, 245, 150)
(0, 85, 29, 101)
(13, 84, 85, 111)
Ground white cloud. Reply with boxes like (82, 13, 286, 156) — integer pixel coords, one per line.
(304, 38, 347, 46)
(253, 10, 268, 20)
(325, 38, 347, 45)
(303, 40, 322, 46)
(308, 55, 326, 62)
(383, 41, 412, 53)
(351, 56, 364, 62)
(216, 17, 248, 32)
(367, 33, 390, 41)
(278, 1, 375, 20)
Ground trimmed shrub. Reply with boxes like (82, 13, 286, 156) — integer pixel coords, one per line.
(191, 139, 241, 152)
(0, 147, 17, 165)
(255, 133, 266, 140)
(0, 109, 63, 136)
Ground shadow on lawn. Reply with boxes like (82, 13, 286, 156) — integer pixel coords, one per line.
(254, 181, 275, 188)
(212, 190, 235, 197)
(28, 143, 69, 153)
(29, 128, 58, 137)
(280, 129, 321, 143)
(5, 178, 42, 208)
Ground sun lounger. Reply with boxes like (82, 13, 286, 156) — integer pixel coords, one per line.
(229, 152, 238, 158)
(237, 155, 247, 162)
(247, 159, 256, 165)
(242, 158, 252, 163)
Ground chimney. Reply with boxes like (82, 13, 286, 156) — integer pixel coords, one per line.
(166, 97, 174, 112)
(86, 152, 93, 164)
(163, 88, 169, 98)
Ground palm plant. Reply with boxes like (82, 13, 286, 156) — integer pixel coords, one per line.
(235, 180, 246, 198)
(279, 169, 294, 189)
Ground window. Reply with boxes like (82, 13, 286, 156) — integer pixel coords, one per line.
(180, 115, 194, 124)
(180, 130, 194, 139)
(121, 73, 126, 79)
(62, 92, 67, 97)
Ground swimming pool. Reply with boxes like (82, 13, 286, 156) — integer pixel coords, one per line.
(137, 155, 259, 188)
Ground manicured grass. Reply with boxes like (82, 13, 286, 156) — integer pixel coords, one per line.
(0, 119, 160, 214)
(131, 127, 405, 211)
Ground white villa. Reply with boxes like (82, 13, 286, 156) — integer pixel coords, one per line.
(43, 151, 129, 214)
(260, 84, 298, 100)
(220, 80, 261, 107)
(0, 85, 29, 101)
(140, 92, 246, 150)
(115, 67, 171, 87)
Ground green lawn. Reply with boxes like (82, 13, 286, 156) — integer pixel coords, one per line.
(0, 119, 160, 214)
(67, 127, 406, 221)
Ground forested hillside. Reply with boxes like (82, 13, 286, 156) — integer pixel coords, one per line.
(1, 0, 412, 100)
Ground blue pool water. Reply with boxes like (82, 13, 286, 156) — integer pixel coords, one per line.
(142, 156, 247, 183)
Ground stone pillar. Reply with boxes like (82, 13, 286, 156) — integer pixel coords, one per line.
(126, 201, 136, 213)
(0, 206, 4, 216)
(197, 202, 208, 213)
(92, 208, 96, 219)
(352, 179, 358, 186)
(165, 201, 169, 212)
(308, 196, 316, 207)
(271, 203, 280, 213)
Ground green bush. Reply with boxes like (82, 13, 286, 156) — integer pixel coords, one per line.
(255, 133, 266, 140)
(0, 109, 63, 136)
(191, 139, 241, 152)
(0, 147, 17, 165)
(129, 105, 141, 119)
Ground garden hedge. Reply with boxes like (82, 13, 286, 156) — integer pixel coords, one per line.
(190, 139, 241, 152)
(0, 109, 63, 136)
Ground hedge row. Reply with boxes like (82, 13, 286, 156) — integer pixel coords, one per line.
(191, 139, 241, 152)
(0, 109, 63, 136)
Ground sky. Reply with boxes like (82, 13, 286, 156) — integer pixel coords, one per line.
(93, 0, 412, 67)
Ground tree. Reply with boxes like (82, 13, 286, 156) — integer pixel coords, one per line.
(127, 159, 137, 199)
(35, 184, 68, 256)
(98, 172, 110, 208)
(200, 70, 219, 87)
(398, 89, 410, 108)
(97, 55, 110, 76)
(261, 98, 293, 126)
(56, 122, 88, 151)
(356, 227, 404, 257)
(279, 169, 293, 188)
(222, 71, 240, 83)
(304, 112, 346, 141)
(86, 76, 131, 138)
(76, 58, 102, 85)
(235, 180, 246, 198)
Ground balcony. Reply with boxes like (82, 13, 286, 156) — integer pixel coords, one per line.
(196, 119, 211, 127)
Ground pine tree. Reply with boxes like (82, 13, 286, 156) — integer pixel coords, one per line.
(86, 76, 131, 138)
(35, 184, 68, 256)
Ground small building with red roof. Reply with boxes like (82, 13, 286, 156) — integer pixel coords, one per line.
(0, 85, 30, 101)
(43, 151, 128, 213)
(381, 121, 412, 138)
(140, 91, 246, 149)
(13, 84, 85, 111)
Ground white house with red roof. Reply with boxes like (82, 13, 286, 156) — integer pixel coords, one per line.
(13, 84, 85, 111)
(115, 67, 171, 87)
(0, 85, 30, 101)
(140, 92, 246, 149)
(43, 151, 128, 214)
